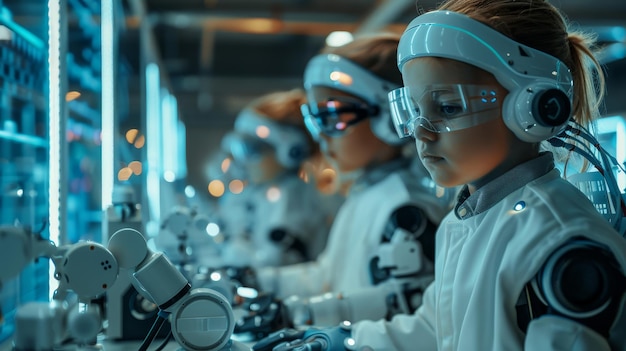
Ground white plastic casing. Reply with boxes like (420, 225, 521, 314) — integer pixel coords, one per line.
(55, 241, 119, 300)
(171, 288, 235, 351)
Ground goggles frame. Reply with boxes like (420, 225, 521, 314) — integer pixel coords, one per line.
(389, 84, 503, 135)
(300, 96, 379, 138)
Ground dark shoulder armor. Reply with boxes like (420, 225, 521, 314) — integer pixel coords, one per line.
(381, 205, 436, 257)
(381, 205, 427, 242)
(518, 238, 626, 337)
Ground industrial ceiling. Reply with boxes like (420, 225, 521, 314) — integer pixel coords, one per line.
(3, 0, 626, 192)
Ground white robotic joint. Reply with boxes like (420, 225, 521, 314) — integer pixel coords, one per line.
(133, 252, 192, 311)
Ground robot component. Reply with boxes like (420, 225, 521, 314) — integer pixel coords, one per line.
(234, 206, 434, 338)
(157, 205, 221, 269)
(279, 227, 432, 328)
(103, 186, 161, 341)
(2, 224, 249, 351)
(170, 288, 237, 351)
(108, 227, 191, 312)
(252, 321, 355, 351)
(51, 241, 119, 301)
(0, 226, 57, 288)
(102, 184, 142, 244)
(518, 238, 626, 337)
(108, 228, 249, 351)
(14, 299, 104, 351)
(0, 225, 118, 350)
(13, 300, 67, 351)
(0, 225, 118, 301)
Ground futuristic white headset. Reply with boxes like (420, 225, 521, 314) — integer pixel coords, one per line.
(398, 10, 574, 143)
(303, 54, 407, 146)
(234, 108, 311, 169)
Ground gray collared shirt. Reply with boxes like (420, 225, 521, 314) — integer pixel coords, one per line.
(454, 152, 556, 219)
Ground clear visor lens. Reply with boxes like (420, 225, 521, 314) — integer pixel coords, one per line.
(388, 84, 503, 137)
(300, 97, 373, 137)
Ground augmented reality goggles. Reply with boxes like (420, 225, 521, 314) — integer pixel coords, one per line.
(395, 10, 575, 142)
(389, 84, 503, 136)
(300, 96, 379, 138)
(302, 54, 398, 138)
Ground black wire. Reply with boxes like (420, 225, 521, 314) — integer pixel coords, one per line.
(138, 311, 169, 351)
(153, 330, 173, 351)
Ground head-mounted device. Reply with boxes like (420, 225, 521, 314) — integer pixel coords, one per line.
(222, 131, 272, 165)
(393, 10, 574, 142)
(303, 54, 404, 145)
(234, 108, 310, 169)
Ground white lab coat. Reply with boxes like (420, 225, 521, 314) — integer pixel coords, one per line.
(256, 158, 452, 299)
(219, 173, 337, 268)
(352, 155, 626, 351)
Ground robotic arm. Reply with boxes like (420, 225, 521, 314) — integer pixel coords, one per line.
(108, 228, 249, 351)
(284, 227, 432, 327)
(0, 225, 58, 289)
(158, 205, 222, 270)
(0, 225, 118, 350)
(234, 205, 435, 339)
(1, 225, 249, 351)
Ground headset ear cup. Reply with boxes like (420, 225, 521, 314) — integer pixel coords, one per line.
(532, 88, 572, 127)
(503, 82, 572, 143)
(371, 109, 408, 146)
(277, 142, 310, 169)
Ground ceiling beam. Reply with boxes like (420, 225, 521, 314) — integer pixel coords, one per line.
(124, 13, 407, 36)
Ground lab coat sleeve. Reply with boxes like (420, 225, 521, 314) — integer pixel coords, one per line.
(351, 282, 438, 351)
(256, 255, 330, 298)
(524, 315, 611, 351)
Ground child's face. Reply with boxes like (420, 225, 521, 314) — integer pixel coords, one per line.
(402, 58, 516, 188)
(307, 87, 389, 173)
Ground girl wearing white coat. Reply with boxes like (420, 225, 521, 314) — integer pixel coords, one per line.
(238, 34, 454, 337)
(349, 0, 626, 350)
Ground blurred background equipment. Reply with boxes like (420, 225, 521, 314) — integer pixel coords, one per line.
(0, 0, 623, 348)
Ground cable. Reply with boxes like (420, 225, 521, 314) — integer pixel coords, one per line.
(566, 123, 626, 223)
(549, 122, 626, 236)
(138, 310, 170, 351)
(153, 330, 173, 351)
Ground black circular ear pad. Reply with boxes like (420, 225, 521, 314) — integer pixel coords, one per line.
(532, 89, 572, 127)
(288, 145, 306, 164)
(503, 81, 573, 143)
(276, 141, 310, 169)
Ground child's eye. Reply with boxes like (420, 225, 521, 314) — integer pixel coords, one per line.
(439, 104, 463, 117)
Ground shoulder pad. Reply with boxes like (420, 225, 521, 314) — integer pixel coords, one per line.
(382, 205, 426, 242)
(533, 238, 626, 336)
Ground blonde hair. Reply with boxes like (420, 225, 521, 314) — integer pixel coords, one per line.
(437, 0, 606, 130)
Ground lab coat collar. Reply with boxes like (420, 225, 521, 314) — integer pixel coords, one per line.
(454, 152, 555, 219)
